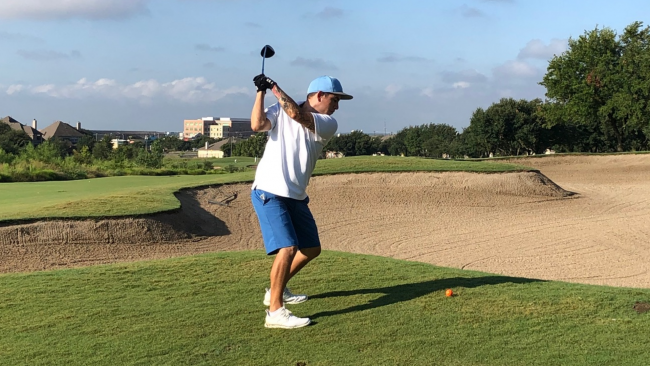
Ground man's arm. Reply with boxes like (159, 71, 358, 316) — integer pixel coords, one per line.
(251, 91, 272, 132)
(271, 85, 315, 133)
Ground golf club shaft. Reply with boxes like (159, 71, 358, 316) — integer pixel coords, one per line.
(262, 48, 267, 74)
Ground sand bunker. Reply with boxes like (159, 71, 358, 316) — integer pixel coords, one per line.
(2, 154, 650, 288)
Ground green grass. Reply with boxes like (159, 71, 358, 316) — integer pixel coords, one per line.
(0, 173, 254, 222)
(473, 150, 650, 161)
(0, 156, 531, 222)
(165, 156, 259, 169)
(0, 251, 648, 366)
(313, 156, 530, 175)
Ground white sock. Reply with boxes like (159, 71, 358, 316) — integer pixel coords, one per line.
(269, 307, 284, 317)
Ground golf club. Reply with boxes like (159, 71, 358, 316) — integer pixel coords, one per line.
(260, 45, 275, 74)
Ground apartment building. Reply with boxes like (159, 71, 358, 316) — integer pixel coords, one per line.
(183, 118, 216, 138)
(183, 117, 255, 140)
(209, 124, 230, 139)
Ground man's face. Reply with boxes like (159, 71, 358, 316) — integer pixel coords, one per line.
(316, 92, 340, 115)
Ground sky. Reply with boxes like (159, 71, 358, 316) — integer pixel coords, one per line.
(0, 0, 647, 135)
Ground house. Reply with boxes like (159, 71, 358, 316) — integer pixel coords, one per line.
(1, 116, 44, 145)
(40, 121, 87, 145)
(198, 138, 241, 158)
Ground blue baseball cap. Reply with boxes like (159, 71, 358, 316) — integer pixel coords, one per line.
(307, 76, 353, 100)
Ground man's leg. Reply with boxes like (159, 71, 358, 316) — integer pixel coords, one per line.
(286, 196, 321, 282)
(288, 246, 321, 280)
(269, 246, 298, 312)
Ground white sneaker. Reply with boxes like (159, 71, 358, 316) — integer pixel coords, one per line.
(263, 287, 308, 306)
(265, 307, 311, 329)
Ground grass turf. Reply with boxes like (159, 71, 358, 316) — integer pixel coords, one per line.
(0, 251, 648, 366)
(0, 156, 531, 222)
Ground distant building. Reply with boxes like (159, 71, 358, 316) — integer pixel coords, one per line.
(184, 118, 216, 139)
(89, 130, 171, 140)
(1, 116, 44, 145)
(209, 124, 230, 139)
(221, 118, 256, 138)
(197, 138, 242, 158)
(184, 117, 255, 140)
(40, 121, 86, 145)
(111, 139, 129, 149)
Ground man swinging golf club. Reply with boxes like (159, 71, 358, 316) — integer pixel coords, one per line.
(250, 57, 353, 329)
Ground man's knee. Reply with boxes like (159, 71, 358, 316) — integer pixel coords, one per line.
(276, 246, 299, 258)
(302, 246, 321, 259)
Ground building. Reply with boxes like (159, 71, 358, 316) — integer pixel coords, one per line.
(40, 121, 87, 145)
(184, 117, 255, 140)
(209, 124, 230, 139)
(224, 118, 256, 138)
(1, 116, 44, 145)
(183, 118, 216, 139)
(197, 138, 242, 158)
(111, 139, 129, 149)
(89, 130, 172, 140)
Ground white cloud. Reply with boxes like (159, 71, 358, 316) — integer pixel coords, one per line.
(385, 84, 402, 98)
(0, 0, 149, 20)
(518, 39, 567, 60)
(420, 87, 434, 98)
(6, 85, 24, 95)
(15, 77, 247, 103)
(32, 84, 56, 94)
(493, 60, 539, 79)
(453, 81, 471, 89)
(441, 69, 488, 84)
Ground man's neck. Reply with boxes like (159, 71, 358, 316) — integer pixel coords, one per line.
(300, 100, 318, 114)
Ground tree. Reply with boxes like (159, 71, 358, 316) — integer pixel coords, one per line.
(135, 140, 164, 168)
(191, 135, 218, 150)
(76, 134, 95, 153)
(421, 124, 459, 158)
(0, 123, 31, 154)
(324, 131, 377, 157)
(93, 136, 112, 160)
(222, 134, 267, 157)
(541, 21, 650, 152)
(460, 98, 551, 157)
(158, 135, 190, 151)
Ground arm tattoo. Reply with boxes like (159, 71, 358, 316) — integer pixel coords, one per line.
(272, 85, 315, 133)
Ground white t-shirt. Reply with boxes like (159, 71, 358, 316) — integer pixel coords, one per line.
(252, 102, 338, 200)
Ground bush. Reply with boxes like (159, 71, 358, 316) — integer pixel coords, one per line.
(187, 169, 206, 175)
(9, 169, 64, 182)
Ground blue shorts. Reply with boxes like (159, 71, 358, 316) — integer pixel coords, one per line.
(251, 188, 321, 255)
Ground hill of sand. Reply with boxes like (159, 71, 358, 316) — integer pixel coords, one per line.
(1, 154, 650, 288)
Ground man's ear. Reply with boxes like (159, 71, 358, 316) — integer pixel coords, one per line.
(317, 91, 325, 102)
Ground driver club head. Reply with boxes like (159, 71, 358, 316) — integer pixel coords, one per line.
(260, 45, 275, 74)
(260, 45, 275, 58)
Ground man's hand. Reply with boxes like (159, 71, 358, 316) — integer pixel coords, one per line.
(253, 74, 277, 92)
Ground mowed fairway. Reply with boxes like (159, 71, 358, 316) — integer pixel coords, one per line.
(0, 173, 252, 221)
(1, 251, 649, 366)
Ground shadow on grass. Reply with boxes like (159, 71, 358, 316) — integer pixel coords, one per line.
(309, 275, 543, 319)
